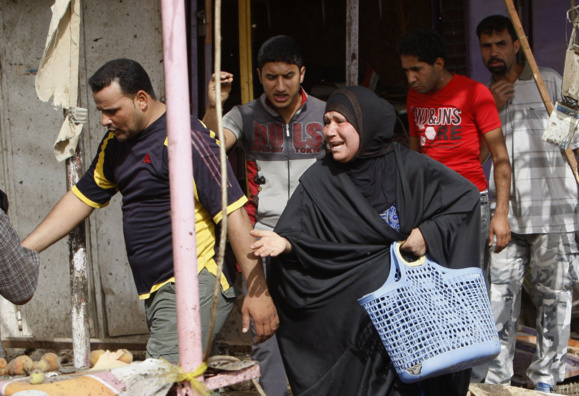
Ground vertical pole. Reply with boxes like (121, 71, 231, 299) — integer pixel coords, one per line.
(346, 0, 359, 86)
(202, 0, 229, 361)
(67, 0, 89, 369)
(160, 0, 203, 379)
(204, 0, 214, 108)
(430, 0, 442, 32)
(238, 0, 253, 104)
(189, 0, 199, 118)
(66, 140, 90, 369)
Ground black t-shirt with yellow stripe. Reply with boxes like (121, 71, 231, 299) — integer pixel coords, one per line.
(73, 114, 246, 299)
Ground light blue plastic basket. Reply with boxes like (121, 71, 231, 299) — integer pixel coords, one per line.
(358, 242, 500, 384)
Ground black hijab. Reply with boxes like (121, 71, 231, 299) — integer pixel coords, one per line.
(325, 85, 396, 158)
(325, 86, 398, 213)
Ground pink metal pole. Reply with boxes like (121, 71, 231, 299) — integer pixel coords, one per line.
(161, 0, 203, 379)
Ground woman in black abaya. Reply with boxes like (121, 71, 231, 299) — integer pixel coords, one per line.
(251, 86, 481, 396)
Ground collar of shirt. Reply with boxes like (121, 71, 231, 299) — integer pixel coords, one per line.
(264, 87, 308, 115)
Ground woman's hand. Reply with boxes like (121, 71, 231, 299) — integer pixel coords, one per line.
(250, 230, 291, 257)
(400, 227, 427, 257)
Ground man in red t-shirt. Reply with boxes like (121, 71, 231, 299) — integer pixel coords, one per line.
(397, 29, 511, 272)
(398, 30, 511, 383)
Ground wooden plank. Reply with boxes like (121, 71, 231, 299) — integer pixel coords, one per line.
(206, 364, 260, 390)
(505, 0, 579, 186)
(238, 0, 253, 104)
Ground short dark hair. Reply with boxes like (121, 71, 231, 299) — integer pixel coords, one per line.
(476, 15, 517, 42)
(396, 29, 446, 65)
(88, 58, 156, 99)
(257, 35, 304, 71)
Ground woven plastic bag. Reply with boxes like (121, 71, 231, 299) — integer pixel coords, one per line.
(358, 242, 500, 384)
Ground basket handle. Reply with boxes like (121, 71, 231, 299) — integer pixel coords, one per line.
(395, 241, 426, 267)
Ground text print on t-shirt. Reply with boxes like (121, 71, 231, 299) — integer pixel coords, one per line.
(251, 121, 324, 154)
(411, 107, 463, 148)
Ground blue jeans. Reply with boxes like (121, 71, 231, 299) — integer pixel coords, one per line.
(470, 191, 491, 383)
(479, 192, 490, 291)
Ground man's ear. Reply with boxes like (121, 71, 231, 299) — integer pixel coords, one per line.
(134, 90, 148, 111)
(433, 57, 445, 73)
(299, 66, 306, 84)
(257, 67, 263, 84)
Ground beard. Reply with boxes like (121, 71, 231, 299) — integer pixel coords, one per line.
(487, 58, 507, 75)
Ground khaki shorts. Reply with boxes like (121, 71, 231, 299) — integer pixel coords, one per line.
(144, 268, 236, 363)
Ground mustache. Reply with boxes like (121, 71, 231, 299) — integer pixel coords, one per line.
(487, 56, 505, 65)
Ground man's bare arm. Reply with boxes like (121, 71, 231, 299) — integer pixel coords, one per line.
(409, 136, 421, 152)
(227, 207, 278, 344)
(483, 127, 511, 252)
(21, 190, 94, 252)
(480, 138, 490, 164)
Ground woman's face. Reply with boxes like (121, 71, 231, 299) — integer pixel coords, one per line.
(323, 111, 360, 163)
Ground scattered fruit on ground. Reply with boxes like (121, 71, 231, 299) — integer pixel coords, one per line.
(32, 359, 50, 373)
(40, 353, 60, 371)
(89, 349, 105, 367)
(7, 355, 33, 376)
(29, 370, 45, 384)
(118, 349, 133, 364)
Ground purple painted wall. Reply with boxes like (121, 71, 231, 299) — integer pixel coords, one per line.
(532, 1, 570, 73)
(466, 0, 572, 84)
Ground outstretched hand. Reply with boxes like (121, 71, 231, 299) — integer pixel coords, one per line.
(207, 71, 234, 108)
(250, 229, 291, 257)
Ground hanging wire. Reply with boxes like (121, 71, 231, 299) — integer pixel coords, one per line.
(204, 0, 227, 362)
